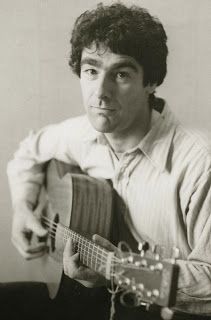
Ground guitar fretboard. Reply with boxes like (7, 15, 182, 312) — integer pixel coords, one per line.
(62, 225, 114, 279)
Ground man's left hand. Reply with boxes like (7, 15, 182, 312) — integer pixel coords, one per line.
(63, 234, 116, 288)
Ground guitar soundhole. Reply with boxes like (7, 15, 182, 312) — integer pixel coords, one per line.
(50, 213, 59, 252)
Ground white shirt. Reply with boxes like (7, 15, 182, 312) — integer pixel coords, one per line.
(7, 102, 211, 315)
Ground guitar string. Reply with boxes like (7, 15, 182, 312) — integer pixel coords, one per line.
(42, 216, 110, 260)
(42, 216, 120, 267)
(43, 217, 120, 277)
(42, 215, 117, 260)
(46, 233, 157, 277)
(43, 223, 145, 272)
(42, 217, 152, 274)
(45, 232, 119, 270)
(43, 225, 119, 278)
(45, 226, 110, 263)
(42, 218, 155, 273)
(44, 226, 116, 272)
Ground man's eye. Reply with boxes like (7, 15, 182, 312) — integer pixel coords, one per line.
(116, 71, 130, 80)
(84, 69, 97, 76)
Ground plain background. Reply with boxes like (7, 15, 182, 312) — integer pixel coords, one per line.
(0, 0, 210, 281)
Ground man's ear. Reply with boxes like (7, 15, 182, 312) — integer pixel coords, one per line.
(146, 83, 157, 94)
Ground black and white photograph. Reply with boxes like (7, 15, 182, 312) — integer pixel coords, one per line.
(0, 1, 211, 319)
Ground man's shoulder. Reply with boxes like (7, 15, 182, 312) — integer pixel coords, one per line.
(154, 103, 211, 173)
(62, 114, 90, 128)
(163, 104, 210, 157)
(61, 114, 96, 140)
(173, 123, 211, 169)
(176, 124, 211, 155)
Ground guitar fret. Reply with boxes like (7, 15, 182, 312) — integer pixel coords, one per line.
(58, 224, 110, 277)
(93, 245, 98, 271)
(94, 245, 99, 272)
(90, 243, 94, 270)
(88, 241, 92, 269)
(81, 237, 86, 265)
(78, 235, 82, 261)
(63, 227, 68, 244)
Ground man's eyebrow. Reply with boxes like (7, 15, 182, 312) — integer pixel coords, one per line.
(80, 58, 139, 72)
(80, 58, 101, 68)
(111, 61, 139, 73)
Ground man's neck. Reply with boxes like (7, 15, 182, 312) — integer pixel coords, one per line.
(104, 110, 152, 153)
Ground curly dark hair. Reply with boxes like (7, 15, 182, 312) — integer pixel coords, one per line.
(69, 2, 168, 87)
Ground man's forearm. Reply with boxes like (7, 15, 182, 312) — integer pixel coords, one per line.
(7, 157, 46, 208)
(175, 260, 211, 314)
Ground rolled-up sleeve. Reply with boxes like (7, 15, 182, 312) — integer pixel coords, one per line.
(7, 120, 79, 208)
(175, 170, 211, 314)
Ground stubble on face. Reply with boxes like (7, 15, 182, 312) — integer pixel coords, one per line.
(80, 44, 153, 142)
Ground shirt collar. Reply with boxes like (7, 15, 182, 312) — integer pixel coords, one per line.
(137, 103, 178, 172)
(83, 102, 178, 173)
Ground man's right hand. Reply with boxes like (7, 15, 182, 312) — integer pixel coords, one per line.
(11, 201, 48, 260)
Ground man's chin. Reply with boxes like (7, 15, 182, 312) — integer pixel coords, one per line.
(89, 115, 115, 133)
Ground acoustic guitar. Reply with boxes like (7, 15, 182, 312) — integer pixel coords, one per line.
(38, 159, 179, 310)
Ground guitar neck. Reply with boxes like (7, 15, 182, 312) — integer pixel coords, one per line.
(62, 226, 114, 279)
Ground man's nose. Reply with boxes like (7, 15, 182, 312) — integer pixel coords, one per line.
(95, 74, 112, 101)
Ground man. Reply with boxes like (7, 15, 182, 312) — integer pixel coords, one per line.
(7, 2, 211, 320)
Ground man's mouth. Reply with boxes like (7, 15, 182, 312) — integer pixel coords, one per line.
(90, 106, 116, 112)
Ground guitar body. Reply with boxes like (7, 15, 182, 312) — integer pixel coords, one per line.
(37, 160, 179, 310)
(40, 159, 114, 298)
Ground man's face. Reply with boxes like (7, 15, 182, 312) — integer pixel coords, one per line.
(80, 43, 154, 135)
